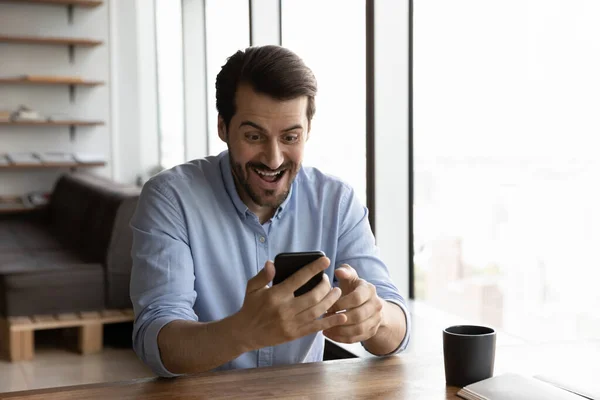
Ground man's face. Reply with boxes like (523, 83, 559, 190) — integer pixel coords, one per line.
(219, 84, 309, 213)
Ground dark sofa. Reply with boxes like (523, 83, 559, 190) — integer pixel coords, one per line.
(0, 173, 140, 317)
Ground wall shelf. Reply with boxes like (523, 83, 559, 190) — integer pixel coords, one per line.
(0, 0, 107, 195)
(0, 0, 102, 7)
(0, 120, 105, 140)
(0, 77, 104, 87)
(0, 206, 42, 214)
(0, 120, 104, 127)
(0, 162, 106, 169)
(0, 35, 102, 47)
(0, 195, 46, 215)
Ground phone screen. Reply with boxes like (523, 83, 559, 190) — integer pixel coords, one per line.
(273, 251, 325, 297)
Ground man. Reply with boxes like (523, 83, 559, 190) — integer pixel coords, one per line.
(130, 45, 410, 378)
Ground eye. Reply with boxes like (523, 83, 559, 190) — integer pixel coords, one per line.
(245, 133, 262, 142)
(283, 134, 299, 144)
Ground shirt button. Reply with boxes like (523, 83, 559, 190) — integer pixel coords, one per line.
(259, 236, 266, 243)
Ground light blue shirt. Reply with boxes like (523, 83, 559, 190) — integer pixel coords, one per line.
(130, 150, 411, 377)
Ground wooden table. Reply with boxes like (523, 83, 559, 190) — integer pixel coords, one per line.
(1, 300, 597, 399)
(0, 353, 458, 399)
(2, 340, 598, 400)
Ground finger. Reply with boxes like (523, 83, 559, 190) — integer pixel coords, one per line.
(334, 264, 358, 281)
(328, 282, 371, 313)
(296, 286, 342, 322)
(334, 264, 359, 294)
(277, 256, 330, 294)
(335, 297, 383, 325)
(246, 260, 276, 293)
(293, 274, 332, 312)
(323, 312, 381, 343)
(299, 311, 347, 337)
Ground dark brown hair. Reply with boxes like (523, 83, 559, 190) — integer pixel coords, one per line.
(215, 45, 317, 131)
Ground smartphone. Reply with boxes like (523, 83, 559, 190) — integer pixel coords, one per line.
(273, 251, 326, 297)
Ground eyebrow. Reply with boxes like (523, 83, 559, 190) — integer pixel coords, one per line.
(239, 121, 303, 133)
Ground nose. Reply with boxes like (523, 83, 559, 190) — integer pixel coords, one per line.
(262, 139, 284, 170)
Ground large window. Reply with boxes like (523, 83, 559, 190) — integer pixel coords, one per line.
(155, 0, 185, 169)
(205, 0, 250, 156)
(282, 0, 367, 205)
(414, 0, 600, 341)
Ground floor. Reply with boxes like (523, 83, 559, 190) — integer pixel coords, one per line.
(0, 328, 153, 393)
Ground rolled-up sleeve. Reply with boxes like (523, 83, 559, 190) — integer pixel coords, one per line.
(130, 179, 198, 377)
(335, 185, 411, 354)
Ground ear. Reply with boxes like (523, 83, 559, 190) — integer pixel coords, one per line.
(218, 116, 227, 143)
(306, 122, 312, 141)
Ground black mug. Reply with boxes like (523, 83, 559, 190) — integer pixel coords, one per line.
(443, 325, 496, 387)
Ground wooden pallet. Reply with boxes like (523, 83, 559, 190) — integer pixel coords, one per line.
(0, 309, 134, 362)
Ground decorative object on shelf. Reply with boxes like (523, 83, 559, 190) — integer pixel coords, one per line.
(10, 105, 44, 121)
(0, 160, 105, 169)
(0, 106, 104, 139)
(22, 190, 51, 208)
(6, 151, 42, 165)
(0, 152, 106, 168)
(73, 152, 106, 164)
(0, 192, 49, 214)
(37, 151, 75, 164)
(0, 195, 27, 212)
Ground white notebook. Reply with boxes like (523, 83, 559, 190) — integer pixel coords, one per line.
(536, 373, 599, 400)
(457, 373, 586, 400)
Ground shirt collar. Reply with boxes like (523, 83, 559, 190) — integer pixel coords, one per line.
(219, 150, 295, 221)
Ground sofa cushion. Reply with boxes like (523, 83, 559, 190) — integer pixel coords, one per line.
(0, 251, 104, 317)
(0, 229, 22, 253)
(79, 188, 127, 264)
(105, 196, 139, 309)
(11, 220, 62, 251)
(47, 175, 94, 250)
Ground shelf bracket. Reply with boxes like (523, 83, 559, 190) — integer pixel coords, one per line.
(68, 45, 75, 64)
(69, 85, 76, 103)
(67, 5, 74, 24)
(70, 126, 76, 142)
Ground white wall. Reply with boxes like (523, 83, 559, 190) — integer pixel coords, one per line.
(0, 1, 111, 195)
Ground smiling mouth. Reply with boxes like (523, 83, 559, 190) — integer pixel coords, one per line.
(253, 168, 286, 183)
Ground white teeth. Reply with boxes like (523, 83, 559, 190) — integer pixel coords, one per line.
(254, 168, 283, 177)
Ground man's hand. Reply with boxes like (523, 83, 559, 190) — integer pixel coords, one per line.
(322, 264, 385, 344)
(233, 257, 347, 352)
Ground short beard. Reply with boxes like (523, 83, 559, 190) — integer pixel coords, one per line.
(228, 151, 296, 210)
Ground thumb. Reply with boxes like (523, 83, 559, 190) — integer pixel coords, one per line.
(334, 264, 358, 294)
(247, 260, 276, 293)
